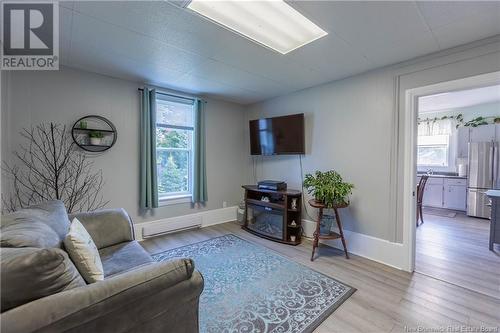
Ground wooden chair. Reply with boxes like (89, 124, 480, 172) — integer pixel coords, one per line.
(416, 175, 429, 227)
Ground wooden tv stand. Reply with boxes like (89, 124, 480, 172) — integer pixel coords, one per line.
(242, 185, 302, 245)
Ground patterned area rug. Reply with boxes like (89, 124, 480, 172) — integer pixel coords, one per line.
(152, 234, 355, 333)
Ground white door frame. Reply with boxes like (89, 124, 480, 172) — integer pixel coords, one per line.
(402, 71, 500, 272)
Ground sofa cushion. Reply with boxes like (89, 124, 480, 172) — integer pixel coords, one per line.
(99, 241, 154, 277)
(64, 218, 104, 283)
(0, 219, 61, 249)
(0, 247, 86, 312)
(1, 200, 70, 248)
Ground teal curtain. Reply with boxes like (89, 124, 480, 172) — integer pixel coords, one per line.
(140, 88, 159, 209)
(193, 99, 207, 203)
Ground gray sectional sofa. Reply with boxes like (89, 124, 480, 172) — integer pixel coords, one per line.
(0, 200, 204, 333)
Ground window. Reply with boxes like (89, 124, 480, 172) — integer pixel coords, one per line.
(417, 134, 449, 167)
(155, 94, 194, 200)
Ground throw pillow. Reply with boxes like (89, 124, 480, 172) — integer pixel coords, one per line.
(64, 218, 104, 283)
(0, 247, 86, 312)
(0, 219, 61, 249)
(1, 200, 71, 248)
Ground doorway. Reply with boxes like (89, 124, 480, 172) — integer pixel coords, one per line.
(403, 72, 500, 299)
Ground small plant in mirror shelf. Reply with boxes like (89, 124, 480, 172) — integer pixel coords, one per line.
(79, 120, 87, 129)
(303, 170, 354, 208)
(88, 131, 104, 145)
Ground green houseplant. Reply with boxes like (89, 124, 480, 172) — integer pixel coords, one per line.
(89, 131, 104, 145)
(303, 170, 354, 234)
(303, 170, 354, 207)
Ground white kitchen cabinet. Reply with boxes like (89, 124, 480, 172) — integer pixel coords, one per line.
(419, 177, 467, 211)
(456, 127, 470, 158)
(443, 179, 467, 211)
(470, 124, 496, 142)
(422, 178, 444, 208)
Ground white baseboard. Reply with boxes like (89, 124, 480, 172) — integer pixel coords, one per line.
(134, 209, 406, 270)
(134, 206, 237, 241)
(302, 219, 407, 270)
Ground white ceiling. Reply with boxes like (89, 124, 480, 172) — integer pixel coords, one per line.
(59, 1, 500, 105)
(419, 85, 500, 113)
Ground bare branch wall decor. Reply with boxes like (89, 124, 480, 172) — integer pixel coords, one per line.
(2, 122, 109, 214)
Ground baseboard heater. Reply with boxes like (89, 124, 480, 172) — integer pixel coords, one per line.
(141, 216, 202, 239)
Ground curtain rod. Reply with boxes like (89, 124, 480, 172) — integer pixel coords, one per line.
(138, 88, 195, 102)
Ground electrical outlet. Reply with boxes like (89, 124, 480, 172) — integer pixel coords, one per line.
(222, 201, 227, 208)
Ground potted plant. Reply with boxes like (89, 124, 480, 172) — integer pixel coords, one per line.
(303, 170, 354, 234)
(89, 131, 104, 145)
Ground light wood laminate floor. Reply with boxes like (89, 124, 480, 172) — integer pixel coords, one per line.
(416, 211, 500, 299)
(141, 221, 500, 333)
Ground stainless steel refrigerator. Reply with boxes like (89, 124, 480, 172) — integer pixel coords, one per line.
(467, 141, 500, 218)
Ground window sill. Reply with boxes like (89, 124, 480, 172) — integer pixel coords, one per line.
(159, 195, 192, 206)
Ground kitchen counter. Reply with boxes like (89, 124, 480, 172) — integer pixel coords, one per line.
(486, 190, 500, 198)
(417, 173, 467, 179)
(486, 190, 500, 250)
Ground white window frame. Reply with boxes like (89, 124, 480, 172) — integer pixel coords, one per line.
(155, 94, 195, 204)
(417, 134, 450, 167)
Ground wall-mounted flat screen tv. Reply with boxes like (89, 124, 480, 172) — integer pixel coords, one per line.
(249, 113, 305, 155)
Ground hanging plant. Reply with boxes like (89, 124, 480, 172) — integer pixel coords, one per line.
(463, 116, 489, 127)
(418, 113, 500, 129)
(417, 113, 464, 127)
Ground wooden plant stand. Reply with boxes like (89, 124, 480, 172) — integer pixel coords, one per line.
(309, 199, 349, 261)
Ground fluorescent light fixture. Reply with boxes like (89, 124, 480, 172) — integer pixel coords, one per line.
(186, 0, 328, 54)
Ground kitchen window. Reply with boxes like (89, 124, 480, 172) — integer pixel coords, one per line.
(155, 94, 195, 201)
(417, 134, 450, 167)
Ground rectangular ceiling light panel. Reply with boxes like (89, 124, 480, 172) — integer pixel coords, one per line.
(187, 0, 328, 54)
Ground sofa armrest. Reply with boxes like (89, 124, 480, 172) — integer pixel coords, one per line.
(69, 208, 134, 249)
(1, 258, 204, 333)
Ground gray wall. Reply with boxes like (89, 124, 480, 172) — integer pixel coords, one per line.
(245, 68, 395, 241)
(1, 67, 247, 223)
(1, 71, 6, 198)
(245, 37, 500, 243)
